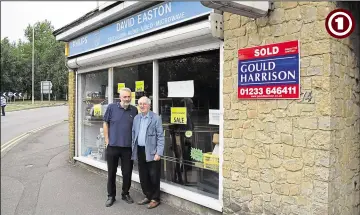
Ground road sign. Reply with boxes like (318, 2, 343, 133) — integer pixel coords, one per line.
(41, 81, 53, 94)
(8, 92, 13, 97)
(325, 9, 355, 39)
(238, 40, 300, 99)
(19, 93, 22, 97)
(3, 93, 7, 97)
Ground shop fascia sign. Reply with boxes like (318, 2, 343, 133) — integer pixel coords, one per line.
(68, 1, 212, 57)
(201, 1, 269, 18)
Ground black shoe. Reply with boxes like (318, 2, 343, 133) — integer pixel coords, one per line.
(122, 194, 134, 204)
(105, 197, 116, 207)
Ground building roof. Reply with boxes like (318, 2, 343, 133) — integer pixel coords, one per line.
(53, 1, 123, 37)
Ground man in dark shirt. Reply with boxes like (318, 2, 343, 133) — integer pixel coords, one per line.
(103, 87, 138, 207)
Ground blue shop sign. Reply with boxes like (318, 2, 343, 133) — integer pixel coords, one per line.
(68, 1, 212, 57)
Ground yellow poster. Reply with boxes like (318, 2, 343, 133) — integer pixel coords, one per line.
(135, 81, 144, 92)
(93, 104, 102, 117)
(117, 83, 125, 93)
(136, 105, 141, 113)
(131, 92, 136, 105)
(170, 107, 187, 124)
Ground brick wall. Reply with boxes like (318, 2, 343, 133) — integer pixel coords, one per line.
(68, 70, 76, 162)
(222, 1, 359, 215)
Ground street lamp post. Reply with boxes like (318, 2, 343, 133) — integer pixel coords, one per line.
(32, 25, 35, 104)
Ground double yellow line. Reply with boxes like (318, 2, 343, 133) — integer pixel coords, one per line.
(1, 120, 65, 153)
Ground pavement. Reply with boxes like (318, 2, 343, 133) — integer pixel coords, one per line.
(1, 121, 189, 215)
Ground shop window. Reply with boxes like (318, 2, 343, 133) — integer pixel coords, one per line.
(159, 50, 220, 199)
(80, 69, 108, 162)
(113, 63, 153, 107)
(113, 63, 153, 171)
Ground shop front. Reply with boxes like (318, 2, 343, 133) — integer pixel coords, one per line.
(55, 1, 360, 215)
(54, 1, 224, 213)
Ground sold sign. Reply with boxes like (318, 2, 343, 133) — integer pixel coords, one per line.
(325, 9, 355, 39)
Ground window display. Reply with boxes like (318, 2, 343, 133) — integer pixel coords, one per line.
(113, 63, 153, 171)
(158, 50, 220, 199)
(114, 63, 153, 104)
(78, 50, 221, 200)
(80, 69, 109, 162)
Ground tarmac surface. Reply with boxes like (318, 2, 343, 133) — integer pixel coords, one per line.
(1, 121, 189, 215)
(0, 105, 68, 145)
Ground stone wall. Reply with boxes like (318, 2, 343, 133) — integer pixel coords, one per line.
(329, 2, 360, 215)
(222, 1, 359, 214)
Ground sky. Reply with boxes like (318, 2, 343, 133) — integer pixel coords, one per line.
(1, 1, 99, 42)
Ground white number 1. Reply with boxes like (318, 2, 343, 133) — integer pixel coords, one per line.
(335, 17, 344, 30)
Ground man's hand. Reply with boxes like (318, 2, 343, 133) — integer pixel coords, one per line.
(154, 154, 161, 161)
(105, 138, 109, 147)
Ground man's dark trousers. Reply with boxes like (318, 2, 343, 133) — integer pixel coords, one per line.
(137, 146, 161, 202)
(106, 146, 133, 198)
(1, 106, 5, 116)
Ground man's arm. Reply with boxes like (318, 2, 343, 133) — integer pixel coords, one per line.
(155, 116, 165, 157)
(103, 104, 112, 146)
(103, 122, 109, 146)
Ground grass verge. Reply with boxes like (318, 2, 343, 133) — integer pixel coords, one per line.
(6, 100, 68, 112)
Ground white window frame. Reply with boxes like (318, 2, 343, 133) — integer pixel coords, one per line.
(75, 71, 78, 157)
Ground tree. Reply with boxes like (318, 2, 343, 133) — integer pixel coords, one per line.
(21, 20, 67, 99)
(1, 38, 16, 92)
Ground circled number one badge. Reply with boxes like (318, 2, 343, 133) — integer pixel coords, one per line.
(325, 9, 355, 39)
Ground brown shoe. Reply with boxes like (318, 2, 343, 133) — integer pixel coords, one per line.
(137, 198, 150, 205)
(147, 200, 160, 209)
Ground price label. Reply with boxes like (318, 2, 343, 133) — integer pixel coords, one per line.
(94, 104, 102, 117)
(190, 147, 203, 162)
(135, 81, 144, 92)
(117, 83, 125, 93)
(170, 107, 187, 124)
(185, 130, 193, 138)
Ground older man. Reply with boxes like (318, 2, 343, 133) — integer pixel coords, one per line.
(132, 96, 164, 209)
(103, 88, 138, 207)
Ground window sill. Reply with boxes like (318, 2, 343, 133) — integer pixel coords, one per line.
(74, 156, 222, 212)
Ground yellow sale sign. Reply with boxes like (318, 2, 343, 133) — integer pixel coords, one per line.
(171, 107, 187, 124)
(94, 104, 102, 117)
(135, 81, 144, 92)
(117, 83, 125, 93)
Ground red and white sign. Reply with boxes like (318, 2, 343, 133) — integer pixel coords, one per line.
(238, 41, 300, 99)
(325, 9, 355, 39)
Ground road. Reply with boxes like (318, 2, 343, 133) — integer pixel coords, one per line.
(0, 106, 68, 145)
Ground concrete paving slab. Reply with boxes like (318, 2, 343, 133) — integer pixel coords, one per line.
(1, 176, 24, 215)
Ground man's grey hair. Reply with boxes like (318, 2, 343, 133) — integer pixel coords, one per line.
(119, 87, 131, 96)
(139, 96, 151, 105)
